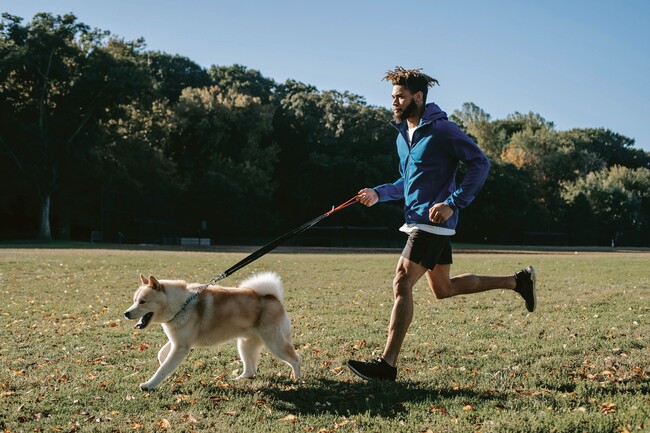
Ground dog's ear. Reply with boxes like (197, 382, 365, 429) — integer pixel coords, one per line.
(140, 274, 149, 285)
(149, 275, 163, 291)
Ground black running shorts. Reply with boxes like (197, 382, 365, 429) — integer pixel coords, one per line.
(401, 230, 453, 270)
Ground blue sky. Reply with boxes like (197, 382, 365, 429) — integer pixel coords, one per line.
(4, 0, 650, 151)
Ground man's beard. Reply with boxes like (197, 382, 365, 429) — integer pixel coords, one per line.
(394, 99, 418, 124)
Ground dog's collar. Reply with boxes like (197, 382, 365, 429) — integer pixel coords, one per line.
(167, 283, 209, 325)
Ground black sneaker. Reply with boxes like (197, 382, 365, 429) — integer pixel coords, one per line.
(346, 357, 397, 381)
(514, 265, 537, 312)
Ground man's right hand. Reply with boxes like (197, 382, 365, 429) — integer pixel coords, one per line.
(358, 188, 379, 207)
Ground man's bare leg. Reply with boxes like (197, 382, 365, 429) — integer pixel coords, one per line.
(426, 264, 516, 299)
(381, 256, 429, 367)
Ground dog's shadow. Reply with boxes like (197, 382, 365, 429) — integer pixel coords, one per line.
(251, 377, 509, 418)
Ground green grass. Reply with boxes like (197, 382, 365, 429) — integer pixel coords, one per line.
(1, 247, 648, 432)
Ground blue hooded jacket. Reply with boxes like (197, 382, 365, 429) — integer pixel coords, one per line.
(374, 102, 490, 234)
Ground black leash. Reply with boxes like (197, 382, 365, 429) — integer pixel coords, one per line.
(209, 195, 360, 285)
(168, 195, 359, 323)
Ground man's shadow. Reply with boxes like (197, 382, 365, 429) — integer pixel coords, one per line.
(255, 378, 509, 418)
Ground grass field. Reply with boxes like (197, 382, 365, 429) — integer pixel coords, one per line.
(0, 246, 648, 432)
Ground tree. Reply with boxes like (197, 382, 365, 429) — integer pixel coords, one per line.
(452, 104, 554, 159)
(168, 85, 279, 238)
(0, 13, 150, 240)
(146, 51, 210, 103)
(91, 99, 180, 242)
(271, 81, 399, 230)
(561, 128, 650, 169)
(499, 125, 606, 229)
(561, 165, 650, 245)
(451, 102, 496, 155)
(209, 64, 277, 103)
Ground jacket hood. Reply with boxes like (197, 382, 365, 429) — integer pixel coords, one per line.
(422, 102, 448, 123)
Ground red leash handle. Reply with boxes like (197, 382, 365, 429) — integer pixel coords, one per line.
(325, 195, 359, 216)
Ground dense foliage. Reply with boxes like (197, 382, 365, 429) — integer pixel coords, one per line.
(1, 13, 649, 246)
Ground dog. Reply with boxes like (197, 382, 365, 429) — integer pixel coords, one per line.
(123, 272, 301, 391)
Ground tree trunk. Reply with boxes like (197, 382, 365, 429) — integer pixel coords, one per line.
(39, 194, 52, 241)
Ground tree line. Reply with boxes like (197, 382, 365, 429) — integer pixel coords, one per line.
(1, 13, 649, 246)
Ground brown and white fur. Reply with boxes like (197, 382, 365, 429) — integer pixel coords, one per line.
(123, 272, 301, 391)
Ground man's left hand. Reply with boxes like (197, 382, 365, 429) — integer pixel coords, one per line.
(429, 203, 454, 224)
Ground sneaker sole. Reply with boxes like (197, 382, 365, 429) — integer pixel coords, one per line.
(346, 362, 373, 381)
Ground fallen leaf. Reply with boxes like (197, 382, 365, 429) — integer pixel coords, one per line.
(175, 394, 196, 404)
(334, 419, 349, 428)
(281, 414, 297, 423)
(182, 413, 198, 423)
(598, 402, 617, 414)
(353, 340, 366, 350)
(428, 406, 448, 415)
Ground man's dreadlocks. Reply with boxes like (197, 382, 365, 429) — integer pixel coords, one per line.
(383, 66, 439, 102)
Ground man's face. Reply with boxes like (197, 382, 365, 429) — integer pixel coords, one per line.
(391, 85, 420, 123)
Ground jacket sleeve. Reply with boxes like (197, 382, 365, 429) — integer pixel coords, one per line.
(443, 123, 491, 211)
(374, 178, 405, 202)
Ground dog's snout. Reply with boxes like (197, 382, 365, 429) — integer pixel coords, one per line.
(124, 310, 132, 319)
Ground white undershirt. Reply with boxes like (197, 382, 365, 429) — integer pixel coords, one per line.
(400, 223, 456, 236)
(408, 126, 417, 144)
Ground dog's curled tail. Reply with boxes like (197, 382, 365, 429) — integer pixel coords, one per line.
(238, 272, 284, 303)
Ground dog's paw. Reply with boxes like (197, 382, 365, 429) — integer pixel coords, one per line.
(234, 373, 256, 380)
(139, 382, 156, 391)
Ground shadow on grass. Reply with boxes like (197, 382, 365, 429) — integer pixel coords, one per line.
(256, 378, 509, 418)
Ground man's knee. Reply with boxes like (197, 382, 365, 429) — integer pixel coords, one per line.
(392, 272, 415, 298)
(429, 279, 454, 299)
